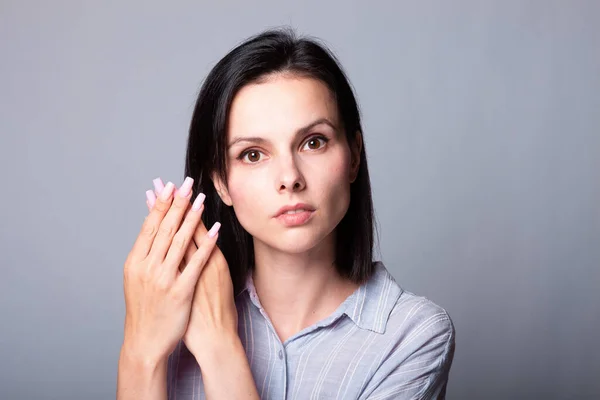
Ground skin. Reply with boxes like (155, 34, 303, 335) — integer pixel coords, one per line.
(117, 180, 239, 399)
(213, 73, 362, 342)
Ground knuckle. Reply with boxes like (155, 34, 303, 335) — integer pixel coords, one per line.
(124, 252, 133, 267)
(158, 224, 176, 238)
(170, 286, 188, 303)
(141, 222, 157, 237)
(172, 197, 189, 212)
(153, 200, 170, 213)
(200, 240, 216, 255)
(192, 250, 209, 267)
(140, 263, 155, 280)
(171, 234, 188, 251)
(124, 261, 140, 280)
(155, 276, 170, 292)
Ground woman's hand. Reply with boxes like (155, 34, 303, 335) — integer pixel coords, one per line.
(147, 178, 258, 398)
(122, 177, 219, 366)
(148, 178, 239, 366)
(183, 233, 238, 366)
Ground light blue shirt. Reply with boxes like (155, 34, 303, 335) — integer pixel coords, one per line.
(167, 261, 455, 399)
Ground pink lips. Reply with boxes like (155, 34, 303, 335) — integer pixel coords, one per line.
(274, 203, 315, 227)
(276, 210, 314, 226)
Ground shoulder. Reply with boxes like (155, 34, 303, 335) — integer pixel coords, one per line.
(364, 261, 455, 340)
(382, 265, 455, 364)
(358, 263, 456, 398)
(387, 288, 455, 342)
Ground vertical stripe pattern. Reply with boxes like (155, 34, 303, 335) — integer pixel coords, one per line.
(166, 262, 455, 399)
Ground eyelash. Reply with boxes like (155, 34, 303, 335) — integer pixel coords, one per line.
(236, 135, 330, 164)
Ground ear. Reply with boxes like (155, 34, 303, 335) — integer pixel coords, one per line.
(349, 130, 362, 183)
(211, 172, 233, 206)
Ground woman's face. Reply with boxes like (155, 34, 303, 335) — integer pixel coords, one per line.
(215, 74, 360, 254)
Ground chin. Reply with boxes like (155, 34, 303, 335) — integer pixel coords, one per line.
(254, 226, 331, 255)
(276, 237, 322, 254)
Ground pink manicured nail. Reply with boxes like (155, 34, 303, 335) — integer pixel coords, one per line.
(160, 182, 175, 201)
(153, 177, 165, 194)
(178, 177, 193, 197)
(145, 190, 156, 207)
(207, 222, 221, 238)
(192, 193, 206, 211)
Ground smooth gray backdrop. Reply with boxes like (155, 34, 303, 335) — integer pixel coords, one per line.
(1, 1, 598, 399)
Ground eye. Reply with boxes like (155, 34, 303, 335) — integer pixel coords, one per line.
(239, 149, 263, 163)
(302, 136, 328, 151)
(237, 135, 328, 164)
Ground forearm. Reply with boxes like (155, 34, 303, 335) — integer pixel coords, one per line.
(197, 336, 259, 400)
(117, 345, 168, 400)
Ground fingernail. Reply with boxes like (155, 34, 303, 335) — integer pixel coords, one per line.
(207, 222, 221, 238)
(160, 182, 175, 201)
(153, 177, 164, 194)
(146, 190, 156, 207)
(178, 177, 194, 198)
(192, 193, 206, 211)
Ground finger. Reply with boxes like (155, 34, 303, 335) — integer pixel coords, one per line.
(151, 179, 203, 271)
(181, 220, 201, 273)
(152, 177, 165, 196)
(177, 222, 221, 293)
(147, 183, 196, 272)
(152, 178, 183, 223)
(191, 194, 210, 242)
(162, 193, 206, 274)
(176, 217, 197, 273)
(177, 192, 208, 248)
(155, 179, 206, 239)
(129, 182, 175, 262)
(154, 177, 180, 198)
(148, 178, 194, 263)
(146, 190, 156, 210)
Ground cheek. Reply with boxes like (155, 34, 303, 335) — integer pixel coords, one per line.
(320, 150, 353, 214)
(226, 169, 268, 227)
(327, 146, 352, 186)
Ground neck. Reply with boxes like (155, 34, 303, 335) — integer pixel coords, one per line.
(251, 233, 358, 342)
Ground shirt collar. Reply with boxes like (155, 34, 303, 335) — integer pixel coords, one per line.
(343, 261, 403, 334)
(238, 261, 403, 334)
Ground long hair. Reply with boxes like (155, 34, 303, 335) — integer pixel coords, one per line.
(184, 27, 376, 295)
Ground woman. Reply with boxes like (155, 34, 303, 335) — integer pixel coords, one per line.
(117, 28, 455, 399)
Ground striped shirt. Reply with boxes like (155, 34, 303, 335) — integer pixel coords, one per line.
(167, 261, 456, 399)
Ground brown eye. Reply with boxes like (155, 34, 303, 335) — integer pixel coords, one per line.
(302, 136, 328, 151)
(308, 139, 320, 149)
(242, 150, 262, 163)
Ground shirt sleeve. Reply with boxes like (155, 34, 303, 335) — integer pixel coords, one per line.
(359, 309, 456, 400)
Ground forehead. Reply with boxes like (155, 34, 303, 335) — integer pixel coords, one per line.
(227, 75, 338, 138)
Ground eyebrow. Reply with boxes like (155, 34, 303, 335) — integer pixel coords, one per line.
(227, 117, 338, 150)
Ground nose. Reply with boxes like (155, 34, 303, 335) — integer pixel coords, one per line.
(275, 154, 306, 193)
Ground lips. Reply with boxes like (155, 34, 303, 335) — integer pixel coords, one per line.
(275, 209, 315, 227)
(281, 208, 310, 215)
(274, 203, 316, 217)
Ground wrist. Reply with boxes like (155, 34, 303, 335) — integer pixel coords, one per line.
(193, 333, 243, 368)
(194, 334, 258, 399)
(119, 341, 168, 371)
(117, 344, 168, 399)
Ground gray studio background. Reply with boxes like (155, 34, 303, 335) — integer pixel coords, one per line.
(1, 1, 598, 399)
